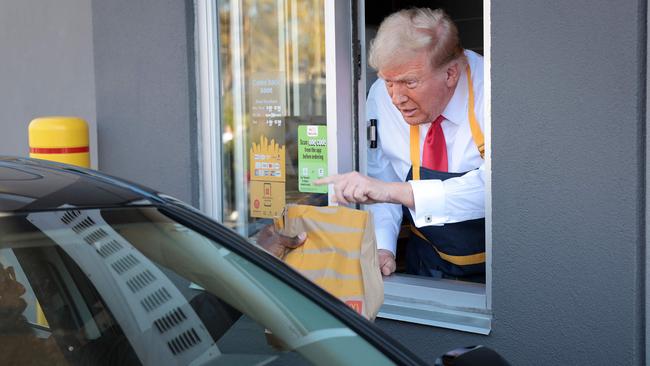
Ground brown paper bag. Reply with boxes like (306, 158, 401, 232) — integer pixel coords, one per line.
(274, 205, 383, 320)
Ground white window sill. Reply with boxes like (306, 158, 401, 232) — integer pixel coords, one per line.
(378, 274, 491, 335)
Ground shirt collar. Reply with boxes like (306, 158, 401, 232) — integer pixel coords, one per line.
(440, 66, 468, 125)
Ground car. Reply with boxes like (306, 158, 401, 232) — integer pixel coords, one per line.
(0, 157, 508, 366)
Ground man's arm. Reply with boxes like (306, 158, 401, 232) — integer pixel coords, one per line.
(314, 163, 485, 227)
(314, 172, 414, 207)
(408, 164, 485, 227)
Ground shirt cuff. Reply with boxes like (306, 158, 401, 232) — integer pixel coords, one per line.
(408, 179, 447, 227)
(375, 226, 397, 255)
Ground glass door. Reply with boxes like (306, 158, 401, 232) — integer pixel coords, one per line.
(203, 0, 355, 236)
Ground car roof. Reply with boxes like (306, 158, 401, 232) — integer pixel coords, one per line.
(0, 157, 163, 213)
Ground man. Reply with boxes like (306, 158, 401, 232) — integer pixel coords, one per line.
(315, 8, 485, 281)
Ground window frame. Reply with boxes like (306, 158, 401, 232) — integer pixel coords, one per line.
(644, 0, 650, 357)
(324, 0, 355, 185)
(196, 0, 223, 222)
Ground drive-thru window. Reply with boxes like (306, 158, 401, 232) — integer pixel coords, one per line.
(196, 0, 491, 334)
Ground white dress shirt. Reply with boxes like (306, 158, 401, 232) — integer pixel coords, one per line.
(366, 50, 485, 255)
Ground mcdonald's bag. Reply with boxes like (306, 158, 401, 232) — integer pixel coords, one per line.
(274, 205, 383, 320)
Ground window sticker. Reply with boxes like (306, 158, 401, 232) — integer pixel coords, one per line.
(298, 125, 327, 194)
(249, 136, 286, 218)
(248, 72, 287, 219)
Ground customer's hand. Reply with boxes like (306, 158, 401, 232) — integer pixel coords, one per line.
(377, 249, 396, 276)
(256, 224, 306, 259)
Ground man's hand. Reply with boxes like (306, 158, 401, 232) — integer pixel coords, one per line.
(314, 172, 413, 207)
(255, 224, 306, 259)
(378, 249, 396, 276)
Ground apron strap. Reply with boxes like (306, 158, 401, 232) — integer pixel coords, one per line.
(409, 125, 421, 181)
(466, 64, 485, 159)
(410, 225, 486, 266)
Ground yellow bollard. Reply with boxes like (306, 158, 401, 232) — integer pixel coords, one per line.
(28, 116, 90, 327)
(28, 116, 90, 168)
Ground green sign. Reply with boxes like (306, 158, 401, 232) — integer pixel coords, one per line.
(298, 125, 328, 193)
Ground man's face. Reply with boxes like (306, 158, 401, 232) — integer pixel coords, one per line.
(379, 52, 457, 125)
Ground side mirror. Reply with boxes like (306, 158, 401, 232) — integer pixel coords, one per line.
(434, 345, 510, 366)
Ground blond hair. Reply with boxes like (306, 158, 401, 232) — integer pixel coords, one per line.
(368, 8, 464, 72)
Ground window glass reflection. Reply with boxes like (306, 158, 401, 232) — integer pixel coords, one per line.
(218, 0, 327, 236)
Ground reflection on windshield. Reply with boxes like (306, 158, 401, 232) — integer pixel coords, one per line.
(27, 209, 221, 365)
(0, 208, 392, 366)
(0, 261, 68, 365)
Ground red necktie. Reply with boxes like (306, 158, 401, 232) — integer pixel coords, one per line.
(422, 115, 448, 172)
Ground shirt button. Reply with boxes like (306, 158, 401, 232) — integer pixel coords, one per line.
(425, 215, 432, 223)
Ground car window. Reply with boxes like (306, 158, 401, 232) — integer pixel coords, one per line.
(0, 207, 394, 366)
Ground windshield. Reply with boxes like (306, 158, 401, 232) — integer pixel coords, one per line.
(0, 207, 392, 366)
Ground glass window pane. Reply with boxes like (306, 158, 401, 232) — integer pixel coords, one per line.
(218, 0, 328, 236)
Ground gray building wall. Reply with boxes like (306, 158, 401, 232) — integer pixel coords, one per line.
(0, 0, 98, 167)
(377, 1, 646, 365)
(1, 0, 646, 364)
(91, 0, 198, 206)
(0, 0, 197, 206)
